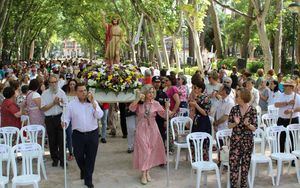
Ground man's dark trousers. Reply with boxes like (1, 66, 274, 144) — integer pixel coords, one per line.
(45, 114, 64, 164)
(73, 128, 99, 186)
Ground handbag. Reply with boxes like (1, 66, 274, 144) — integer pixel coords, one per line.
(176, 130, 189, 143)
(220, 146, 229, 162)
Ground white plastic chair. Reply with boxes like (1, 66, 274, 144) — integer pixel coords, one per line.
(170, 116, 193, 170)
(268, 105, 279, 116)
(249, 128, 275, 188)
(178, 108, 190, 117)
(0, 144, 12, 188)
(287, 124, 300, 158)
(20, 125, 47, 180)
(0, 127, 20, 147)
(216, 129, 232, 188)
(253, 127, 265, 154)
(256, 105, 262, 118)
(261, 114, 278, 128)
(21, 115, 30, 128)
(11, 143, 42, 188)
(187, 132, 221, 188)
(209, 116, 216, 146)
(267, 126, 300, 186)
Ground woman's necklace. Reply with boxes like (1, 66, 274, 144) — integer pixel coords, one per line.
(144, 102, 152, 118)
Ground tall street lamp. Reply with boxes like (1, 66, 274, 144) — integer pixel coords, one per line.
(288, 2, 300, 74)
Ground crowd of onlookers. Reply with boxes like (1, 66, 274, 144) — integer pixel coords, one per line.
(1, 59, 300, 186)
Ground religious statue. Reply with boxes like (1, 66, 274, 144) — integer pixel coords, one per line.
(101, 11, 125, 65)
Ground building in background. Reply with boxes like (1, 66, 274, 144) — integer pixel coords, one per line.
(62, 39, 84, 58)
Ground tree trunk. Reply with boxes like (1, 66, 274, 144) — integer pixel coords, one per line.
(0, 0, 11, 35)
(256, 19, 273, 70)
(209, 0, 223, 58)
(188, 26, 194, 59)
(169, 45, 175, 67)
(159, 31, 170, 69)
(251, 0, 272, 71)
(172, 36, 181, 71)
(142, 21, 149, 62)
(191, 29, 203, 70)
(29, 40, 35, 60)
(274, 0, 283, 73)
(297, 23, 300, 65)
(147, 19, 163, 69)
(241, 1, 254, 61)
(89, 42, 94, 60)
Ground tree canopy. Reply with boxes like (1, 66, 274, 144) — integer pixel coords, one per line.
(0, 0, 299, 74)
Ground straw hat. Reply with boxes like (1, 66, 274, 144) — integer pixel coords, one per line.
(282, 79, 296, 87)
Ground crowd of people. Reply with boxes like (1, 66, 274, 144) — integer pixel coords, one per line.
(1, 59, 300, 187)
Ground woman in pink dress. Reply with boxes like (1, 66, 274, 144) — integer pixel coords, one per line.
(129, 85, 166, 185)
(23, 79, 44, 125)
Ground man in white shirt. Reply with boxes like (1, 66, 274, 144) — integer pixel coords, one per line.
(214, 85, 235, 131)
(222, 77, 236, 102)
(62, 82, 103, 188)
(245, 78, 259, 107)
(41, 74, 67, 168)
(275, 79, 300, 153)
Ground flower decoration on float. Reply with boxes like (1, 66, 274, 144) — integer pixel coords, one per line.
(83, 61, 144, 94)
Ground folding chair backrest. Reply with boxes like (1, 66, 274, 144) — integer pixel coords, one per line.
(187, 132, 213, 163)
(253, 128, 265, 154)
(0, 144, 12, 177)
(170, 116, 193, 140)
(256, 106, 262, 118)
(178, 108, 190, 117)
(287, 124, 300, 151)
(21, 115, 30, 128)
(0, 127, 20, 147)
(262, 114, 278, 128)
(12, 143, 41, 177)
(20, 125, 45, 151)
(216, 129, 232, 150)
(268, 105, 279, 117)
(266, 126, 287, 153)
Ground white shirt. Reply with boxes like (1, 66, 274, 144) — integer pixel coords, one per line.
(58, 79, 66, 88)
(205, 83, 222, 115)
(41, 88, 67, 116)
(275, 92, 300, 119)
(32, 91, 41, 99)
(268, 91, 280, 106)
(250, 88, 260, 107)
(215, 95, 235, 131)
(62, 98, 103, 132)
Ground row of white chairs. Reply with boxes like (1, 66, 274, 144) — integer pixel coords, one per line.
(0, 125, 47, 188)
(0, 143, 42, 188)
(216, 125, 300, 188)
(171, 113, 300, 187)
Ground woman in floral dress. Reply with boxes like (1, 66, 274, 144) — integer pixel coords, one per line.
(129, 85, 166, 185)
(228, 88, 257, 187)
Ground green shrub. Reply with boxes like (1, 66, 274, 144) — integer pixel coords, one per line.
(182, 66, 199, 76)
(217, 57, 237, 70)
(247, 60, 264, 74)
